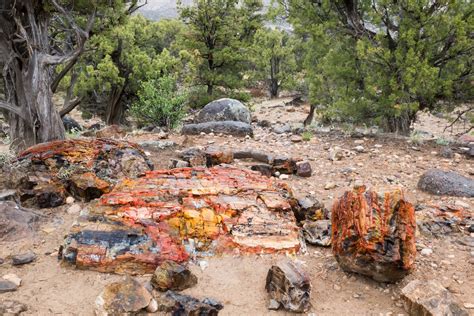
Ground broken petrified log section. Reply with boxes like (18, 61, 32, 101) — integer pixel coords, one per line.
(266, 260, 311, 313)
(331, 186, 416, 282)
(60, 166, 301, 273)
(155, 290, 223, 315)
(178, 147, 312, 177)
(4, 138, 153, 208)
(151, 260, 197, 291)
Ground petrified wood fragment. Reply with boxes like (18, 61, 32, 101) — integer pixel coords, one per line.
(265, 260, 311, 313)
(5, 138, 153, 207)
(151, 260, 197, 291)
(332, 186, 416, 282)
(302, 220, 331, 247)
(60, 166, 301, 273)
(155, 291, 223, 315)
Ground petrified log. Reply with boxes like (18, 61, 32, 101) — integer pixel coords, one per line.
(331, 186, 416, 282)
(60, 166, 301, 273)
(302, 220, 331, 247)
(5, 138, 153, 207)
(265, 260, 311, 313)
(151, 260, 197, 291)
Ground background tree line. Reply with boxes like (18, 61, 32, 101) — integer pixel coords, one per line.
(0, 0, 472, 149)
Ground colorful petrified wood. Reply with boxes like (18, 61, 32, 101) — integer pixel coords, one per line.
(60, 166, 301, 273)
(331, 186, 416, 282)
(6, 138, 153, 207)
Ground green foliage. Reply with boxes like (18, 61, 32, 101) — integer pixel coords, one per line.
(179, 0, 263, 100)
(250, 27, 298, 97)
(129, 76, 187, 129)
(285, 0, 474, 133)
(301, 130, 313, 141)
(186, 87, 251, 109)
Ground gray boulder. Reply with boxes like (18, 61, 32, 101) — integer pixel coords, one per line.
(182, 121, 253, 137)
(418, 169, 474, 197)
(196, 98, 251, 124)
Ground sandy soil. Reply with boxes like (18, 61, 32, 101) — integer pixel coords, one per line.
(0, 98, 473, 315)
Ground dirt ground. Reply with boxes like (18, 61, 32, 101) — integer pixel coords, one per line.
(0, 97, 473, 315)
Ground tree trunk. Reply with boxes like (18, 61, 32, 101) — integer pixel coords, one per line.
(105, 84, 126, 125)
(207, 83, 214, 95)
(303, 104, 316, 127)
(269, 56, 280, 98)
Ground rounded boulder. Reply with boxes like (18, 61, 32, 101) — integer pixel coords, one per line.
(196, 98, 251, 124)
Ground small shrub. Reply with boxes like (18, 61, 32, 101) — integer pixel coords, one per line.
(409, 131, 424, 146)
(302, 130, 313, 141)
(0, 151, 14, 168)
(129, 76, 187, 129)
(435, 137, 450, 146)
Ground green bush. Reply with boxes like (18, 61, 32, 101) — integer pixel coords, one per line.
(129, 77, 186, 129)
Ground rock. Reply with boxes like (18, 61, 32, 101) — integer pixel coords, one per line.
(155, 290, 223, 315)
(420, 248, 433, 256)
(295, 197, 328, 223)
(401, 280, 468, 316)
(273, 156, 297, 175)
(0, 201, 39, 242)
(0, 190, 16, 201)
(439, 146, 453, 158)
(151, 260, 197, 291)
(66, 204, 81, 215)
(7, 139, 153, 208)
(279, 174, 289, 180)
(95, 125, 126, 138)
(332, 186, 416, 282)
(353, 145, 365, 153)
(169, 159, 190, 168)
(62, 115, 82, 132)
(250, 164, 273, 177)
(0, 280, 18, 293)
(324, 182, 337, 190)
(138, 140, 176, 150)
(257, 119, 272, 128)
(205, 147, 234, 166)
(11, 251, 36, 265)
(0, 300, 27, 315)
(302, 220, 331, 246)
(295, 161, 312, 177)
(290, 135, 303, 143)
(418, 169, 474, 197)
(273, 124, 291, 134)
(328, 147, 344, 161)
(95, 277, 156, 315)
(182, 121, 253, 137)
(60, 166, 301, 273)
(65, 196, 75, 204)
(265, 260, 311, 313)
(2, 274, 21, 287)
(195, 98, 251, 124)
(180, 147, 207, 167)
(233, 150, 273, 164)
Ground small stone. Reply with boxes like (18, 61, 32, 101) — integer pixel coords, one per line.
(151, 260, 197, 292)
(11, 251, 36, 265)
(65, 196, 75, 204)
(333, 284, 341, 291)
(464, 303, 474, 309)
(290, 135, 303, 143)
(354, 140, 365, 145)
(295, 161, 312, 177)
(2, 274, 21, 287)
(279, 174, 289, 180)
(0, 280, 18, 293)
(420, 248, 433, 256)
(268, 299, 280, 310)
(353, 145, 365, 153)
(324, 182, 337, 190)
(146, 298, 158, 313)
(302, 220, 331, 246)
(66, 204, 81, 215)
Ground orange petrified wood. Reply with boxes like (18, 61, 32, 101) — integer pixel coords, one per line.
(60, 166, 301, 274)
(331, 186, 416, 282)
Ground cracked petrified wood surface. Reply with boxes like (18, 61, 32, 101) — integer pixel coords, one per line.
(5, 138, 153, 207)
(60, 166, 301, 274)
(331, 186, 416, 282)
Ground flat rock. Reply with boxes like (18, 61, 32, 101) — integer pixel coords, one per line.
(418, 169, 474, 197)
(0, 190, 16, 201)
(95, 277, 156, 315)
(265, 260, 311, 313)
(2, 274, 21, 287)
(332, 186, 416, 282)
(401, 280, 468, 316)
(0, 300, 27, 315)
(138, 140, 176, 150)
(182, 121, 253, 137)
(11, 251, 36, 265)
(0, 280, 18, 293)
(195, 98, 251, 124)
(151, 260, 197, 291)
(0, 201, 39, 242)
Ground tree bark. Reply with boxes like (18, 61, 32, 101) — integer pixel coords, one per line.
(304, 104, 316, 127)
(105, 84, 127, 125)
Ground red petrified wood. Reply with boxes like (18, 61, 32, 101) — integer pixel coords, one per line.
(60, 166, 301, 274)
(331, 186, 416, 282)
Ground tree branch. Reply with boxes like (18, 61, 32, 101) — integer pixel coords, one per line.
(59, 97, 82, 117)
(0, 100, 30, 122)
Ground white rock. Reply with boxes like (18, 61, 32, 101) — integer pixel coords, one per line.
(67, 204, 81, 215)
(279, 174, 289, 180)
(146, 298, 158, 313)
(65, 196, 75, 204)
(2, 274, 21, 287)
(420, 248, 433, 256)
